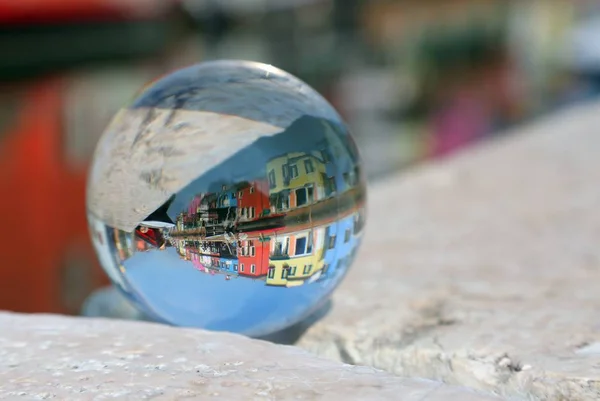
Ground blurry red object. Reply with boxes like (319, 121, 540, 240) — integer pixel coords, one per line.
(0, 77, 111, 314)
(0, 0, 174, 24)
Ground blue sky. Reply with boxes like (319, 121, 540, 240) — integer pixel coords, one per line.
(123, 248, 333, 337)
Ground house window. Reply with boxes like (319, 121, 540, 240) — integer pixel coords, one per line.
(303, 264, 312, 275)
(328, 235, 336, 250)
(268, 169, 276, 189)
(293, 233, 313, 256)
(250, 186, 255, 194)
(282, 165, 288, 181)
(289, 266, 297, 276)
(325, 177, 337, 196)
(307, 185, 314, 202)
(344, 228, 351, 243)
(281, 267, 288, 279)
(250, 246, 255, 256)
(234, 264, 238, 272)
(238, 191, 243, 198)
(295, 237, 307, 256)
(251, 264, 256, 274)
(240, 263, 245, 272)
(343, 172, 350, 186)
(249, 207, 255, 219)
(268, 266, 275, 279)
(289, 164, 299, 179)
(304, 159, 315, 173)
(273, 237, 290, 256)
(296, 188, 307, 206)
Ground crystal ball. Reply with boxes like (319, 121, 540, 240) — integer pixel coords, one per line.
(86, 60, 366, 337)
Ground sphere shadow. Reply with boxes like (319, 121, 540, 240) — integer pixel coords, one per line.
(82, 284, 331, 345)
(254, 299, 332, 345)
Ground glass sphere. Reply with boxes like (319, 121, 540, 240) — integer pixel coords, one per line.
(86, 60, 366, 337)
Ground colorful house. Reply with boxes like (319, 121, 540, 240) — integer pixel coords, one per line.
(236, 179, 271, 222)
(214, 256, 239, 275)
(317, 120, 362, 194)
(187, 194, 203, 215)
(266, 151, 335, 212)
(319, 211, 361, 283)
(216, 185, 238, 209)
(198, 255, 218, 275)
(237, 238, 270, 278)
(189, 252, 209, 273)
(266, 227, 326, 287)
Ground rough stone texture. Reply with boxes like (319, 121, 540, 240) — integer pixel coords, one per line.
(0, 312, 506, 401)
(297, 102, 600, 400)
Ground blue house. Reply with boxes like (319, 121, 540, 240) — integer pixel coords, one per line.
(216, 256, 240, 275)
(319, 213, 358, 283)
(216, 188, 238, 209)
(318, 123, 362, 195)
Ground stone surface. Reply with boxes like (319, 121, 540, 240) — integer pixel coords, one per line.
(0, 312, 506, 401)
(297, 102, 600, 400)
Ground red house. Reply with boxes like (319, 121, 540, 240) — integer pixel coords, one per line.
(238, 239, 270, 278)
(237, 179, 270, 223)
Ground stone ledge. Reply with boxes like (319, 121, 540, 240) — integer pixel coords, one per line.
(0, 312, 506, 400)
(297, 102, 600, 401)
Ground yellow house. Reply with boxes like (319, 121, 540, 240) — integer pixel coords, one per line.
(176, 213, 185, 231)
(174, 238, 187, 258)
(265, 227, 326, 287)
(266, 151, 332, 211)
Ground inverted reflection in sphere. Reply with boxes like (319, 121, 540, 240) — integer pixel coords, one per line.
(86, 60, 366, 337)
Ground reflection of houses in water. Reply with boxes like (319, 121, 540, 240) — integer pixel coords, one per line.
(189, 252, 208, 272)
(213, 255, 239, 275)
(342, 165, 362, 192)
(175, 189, 237, 238)
(215, 185, 238, 208)
(187, 195, 203, 215)
(200, 189, 236, 236)
(237, 179, 271, 223)
(317, 120, 363, 194)
(318, 209, 365, 283)
(266, 227, 326, 287)
(266, 151, 336, 213)
(170, 236, 244, 278)
(237, 238, 270, 278)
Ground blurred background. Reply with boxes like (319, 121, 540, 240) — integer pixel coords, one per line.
(1, 0, 599, 316)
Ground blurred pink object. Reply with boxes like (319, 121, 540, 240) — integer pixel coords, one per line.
(431, 90, 491, 158)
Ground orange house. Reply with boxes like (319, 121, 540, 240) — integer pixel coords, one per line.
(236, 179, 271, 222)
(238, 239, 270, 278)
